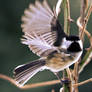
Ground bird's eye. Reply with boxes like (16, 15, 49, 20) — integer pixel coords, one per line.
(67, 42, 82, 52)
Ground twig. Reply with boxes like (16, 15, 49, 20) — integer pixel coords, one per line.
(79, 48, 92, 73)
(22, 80, 60, 89)
(1, 73, 92, 90)
(66, 68, 73, 92)
(73, 78, 92, 87)
(56, 0, 63, 17)
(84, 4, 92, 27)
(77, 17, 92, 47)
(84, 4, 92, 47)
(0, 74, 60, 89)
(80, 0, 88, 40)
(0, 74, 20, 88)
(51, 89, 55, 92)
(60, 87, 64, 92)
(73, 62, 79, 92)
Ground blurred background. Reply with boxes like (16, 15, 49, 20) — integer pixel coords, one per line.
(0, 0, 92, 92)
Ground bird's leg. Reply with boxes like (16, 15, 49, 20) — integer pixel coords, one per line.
(54, 72, 63, 86)
(54, 72, 70, 86)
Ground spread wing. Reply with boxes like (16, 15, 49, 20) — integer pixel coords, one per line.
(21, 0, 65, 57)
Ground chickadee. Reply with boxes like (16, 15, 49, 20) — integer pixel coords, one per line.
(13, 0, 83, 86)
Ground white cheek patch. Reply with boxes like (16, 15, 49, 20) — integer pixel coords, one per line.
(78, 40, 83, 50)
(61, 38, 72, 49)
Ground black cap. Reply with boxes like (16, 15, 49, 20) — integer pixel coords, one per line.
(66, 35, 80, 41)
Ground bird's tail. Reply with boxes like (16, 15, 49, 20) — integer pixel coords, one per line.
(13, 59, 46, 86)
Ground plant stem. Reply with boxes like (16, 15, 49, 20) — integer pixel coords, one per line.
(63, 0, 70, 35)
(63, 0, 71, 91)
(79, 48, 92, 73)
(63, 70, 70, 92)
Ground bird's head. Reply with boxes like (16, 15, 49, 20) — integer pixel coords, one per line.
(61, 35, 83, 53)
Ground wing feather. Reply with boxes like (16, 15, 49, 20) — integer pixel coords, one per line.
(21, 0, 58, 57)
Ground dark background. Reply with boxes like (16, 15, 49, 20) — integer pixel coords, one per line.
(0, 0, 92, 92)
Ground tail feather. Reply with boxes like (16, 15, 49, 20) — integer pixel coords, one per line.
(13, 59, 46, 86)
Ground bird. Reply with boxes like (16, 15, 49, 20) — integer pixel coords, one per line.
(13, 0, 83, 86)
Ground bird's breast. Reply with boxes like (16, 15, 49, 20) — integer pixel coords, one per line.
(45, 53, 74, 72)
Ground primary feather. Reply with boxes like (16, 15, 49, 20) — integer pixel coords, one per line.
(21, 0, 57, 57)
